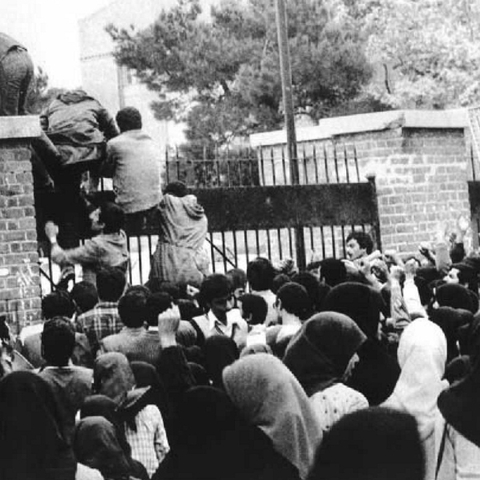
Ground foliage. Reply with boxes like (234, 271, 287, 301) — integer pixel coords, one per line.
(357, 0, 480, 109)
(107, 0, 373, 148)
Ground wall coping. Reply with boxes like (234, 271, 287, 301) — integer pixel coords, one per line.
(0, 116, 42, 140)
(250, 109, 469, 148)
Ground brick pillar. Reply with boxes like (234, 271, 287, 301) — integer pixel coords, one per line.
(0, 117, 42, 333)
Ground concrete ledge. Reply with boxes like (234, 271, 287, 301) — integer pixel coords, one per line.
(250, 109, 469, 147)
(0, 116, 42, 140)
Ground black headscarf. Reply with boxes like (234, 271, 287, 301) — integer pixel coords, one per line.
(203, 335, 239, 388)
(322, 282, 386, 339)
(283, 312, 366, 396)
(321, 282, 400, 405)
(0, 371, 76, 480)
(438, 352, 480, 448)
(435, 283, 477, 313)
(430, 307, 473, 363)
(154, 386, 299, 480)
(80, 395, 148, 480)
(308, 407, 424, 480)
(75, 416, 137, 480)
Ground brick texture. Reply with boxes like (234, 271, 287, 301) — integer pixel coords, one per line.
(259, 126, 471, 256)
(0, 140, 41, 331)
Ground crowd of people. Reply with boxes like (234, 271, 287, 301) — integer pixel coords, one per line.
(3, 31, 480, 480)
(1, 216, 480, 480)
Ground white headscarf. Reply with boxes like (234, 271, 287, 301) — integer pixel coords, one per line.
(383, 318, 448, 440)
(223, 353, 323, 479)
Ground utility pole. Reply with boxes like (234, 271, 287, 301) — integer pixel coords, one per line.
(275, 0, 306, 268)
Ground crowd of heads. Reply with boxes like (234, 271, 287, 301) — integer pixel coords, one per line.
(4, 224, 480, 479)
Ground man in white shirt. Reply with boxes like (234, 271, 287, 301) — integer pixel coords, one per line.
(192, 273, 248, 348)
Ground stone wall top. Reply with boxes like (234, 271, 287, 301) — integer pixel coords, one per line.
(250, 109, 469, 148)
(0, 116, 42, 141)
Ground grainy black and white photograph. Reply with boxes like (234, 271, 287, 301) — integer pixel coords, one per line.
(1, 1, 480, 479)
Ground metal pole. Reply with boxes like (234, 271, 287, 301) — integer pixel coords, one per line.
(275, 0, 299, 185)
(275, 0, 305, 269)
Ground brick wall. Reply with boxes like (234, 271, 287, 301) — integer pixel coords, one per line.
(0, 117, 42, 332)
(251, 110, 472, 256)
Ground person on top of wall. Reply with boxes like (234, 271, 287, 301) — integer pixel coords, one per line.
(100, 106, 165, 232)
(0, 32, 34, 116)
(32, 89, 119, 248)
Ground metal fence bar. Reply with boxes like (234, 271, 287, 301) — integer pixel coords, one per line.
(323, 145, 330, 184)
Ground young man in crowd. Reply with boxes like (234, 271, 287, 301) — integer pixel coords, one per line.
(192, 273, 248, 348)
(75, 266, 126, 355)
(39, 317, 92, 444)
(45, 201, 129, 286)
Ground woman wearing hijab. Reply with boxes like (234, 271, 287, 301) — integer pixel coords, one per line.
(308, 407, 424, 480)
(0, 371, 95, 480)
(203, 335, 239, 388)
(75, 416, 144, 480)
(434, 283, 478, 314)
(154, 386, 300, 480)
(94, 353, 170, 477)
(223, 354, 323, 480)
(80, 395, 148, 480)
(322, 282, 400, 405)
(284, 312, 369, 433)
(430, 307, 473, 364)
(436, 353, 480, 480)
(382, 318, 448, 480)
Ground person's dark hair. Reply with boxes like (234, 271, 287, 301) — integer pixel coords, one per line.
(41, 316, 75, 366)
(177, 299, 201, 321)
(115, 106, 142, 132)
(146, 292, 173, 327)
(118, 289, 149, 328)
(41, 290, 76, 320)
(319, 258, 347, 287)
(291, 272, 326, 313)
(226, 268, 247, 290)
(98, 202, 125, 234)
(276, 282, 311, 320)
(96, 267, 126, 302)
(247, 257, 275, 291)
(272, 273, 291, 294)
(308, 407, 424, 480)
(156, 281, 181, 302)
(346, 231, 374, 255)
(198, 274, 232, 310)
(239, 294, 268, 325)
(164, 181, 188, 198)
(70, 281, 99, 314)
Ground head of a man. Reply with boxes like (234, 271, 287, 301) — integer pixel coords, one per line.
(146, 292, 173, 328)
(96, 267, 126, 303)
(275, 282, 310, 322)
(116, 106, 142, 132)
(70, 281, 99, 314)
(41, 316, 76, 366)
(42, 290, 76, 320)
(199, 274, 234, 323)
(247, 257, 275, 292)
(118, 288, 149, 329)
(90, 202, 125, 234)
(346, 231, 373, 261)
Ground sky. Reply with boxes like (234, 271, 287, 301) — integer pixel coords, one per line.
(0, 0, 113, 88)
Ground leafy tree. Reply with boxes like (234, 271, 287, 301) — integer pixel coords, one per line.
(107, 0, 373, 149)
(358, 0, 480, 109)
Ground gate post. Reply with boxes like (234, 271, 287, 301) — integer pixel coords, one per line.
(367, 173, 382, 253)
(0, 116, 43, 333)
